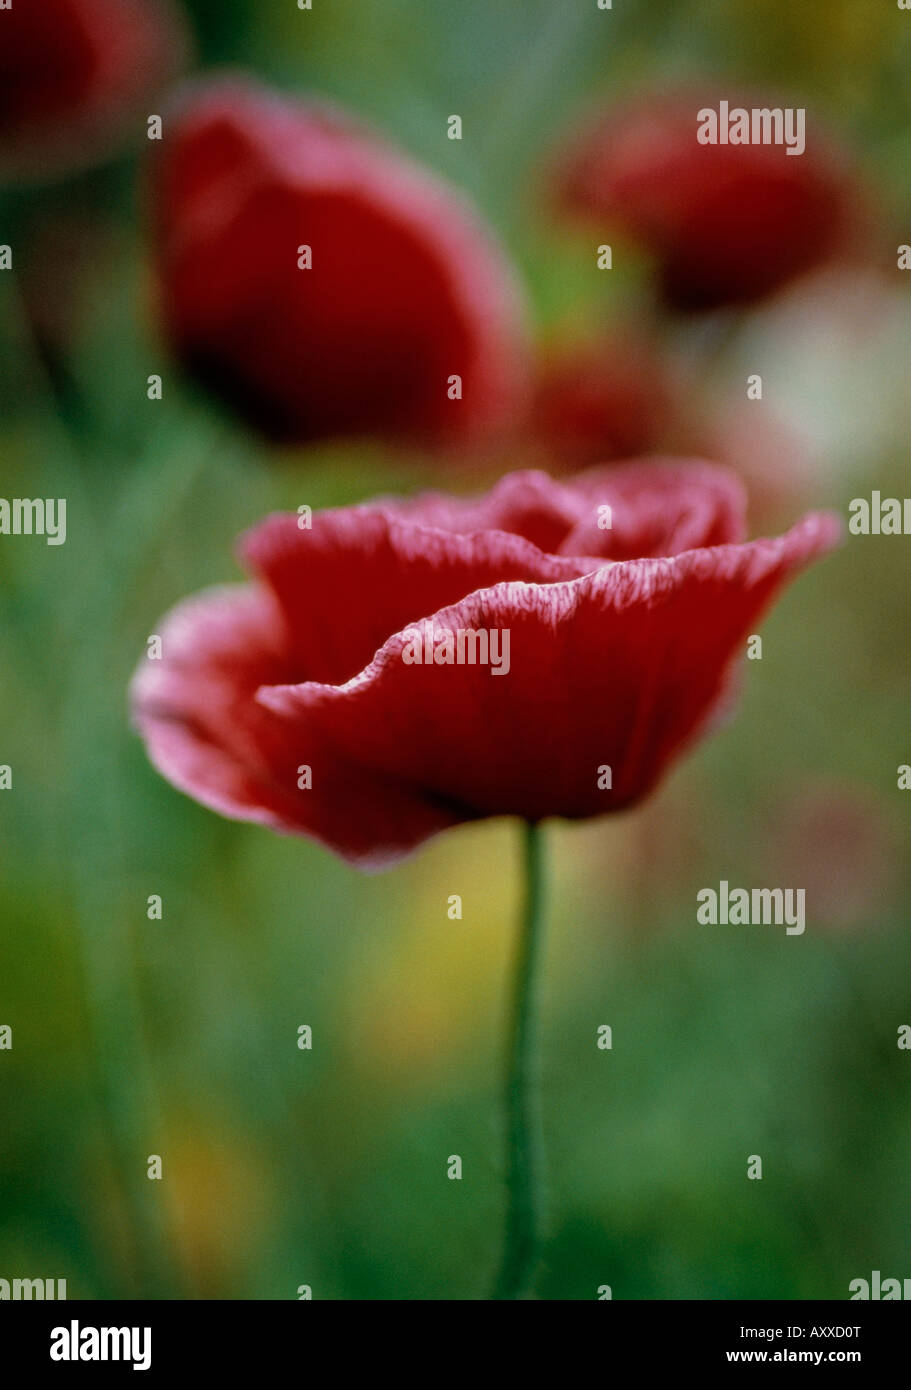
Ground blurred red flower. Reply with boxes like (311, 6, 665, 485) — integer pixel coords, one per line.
(131, 462, 840, 868)
(0, 0, 186, 180)
(554, 92, 859, 312)
(770, 783, 898, 931)
(153, 78, 529, 446)
(531, 336, 682, 467)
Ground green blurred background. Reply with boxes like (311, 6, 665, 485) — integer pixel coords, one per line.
(1, 0, 911, 1300)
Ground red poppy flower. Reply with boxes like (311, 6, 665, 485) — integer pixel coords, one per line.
(554, 93, 858, 312)
(0, 0, 186, 180)
(153, 78, 529, 446)
(131, 461, 840, 869)
(531, 336, 681, 467)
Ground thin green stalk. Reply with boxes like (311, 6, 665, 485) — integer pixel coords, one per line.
(7, 272, 177, 1296)
(493, 819, 547, 1300)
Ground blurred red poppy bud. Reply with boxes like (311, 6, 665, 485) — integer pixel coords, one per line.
(153, 78, 529, 447)
(131, 461, 841, 869)
(553, 92, 860, 312)
(531, 336, 682, 468)
(0, 0, 186, 180)
(770, 783, 898, 931)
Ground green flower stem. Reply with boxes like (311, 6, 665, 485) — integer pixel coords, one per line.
(493, 819, 546, 1300)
